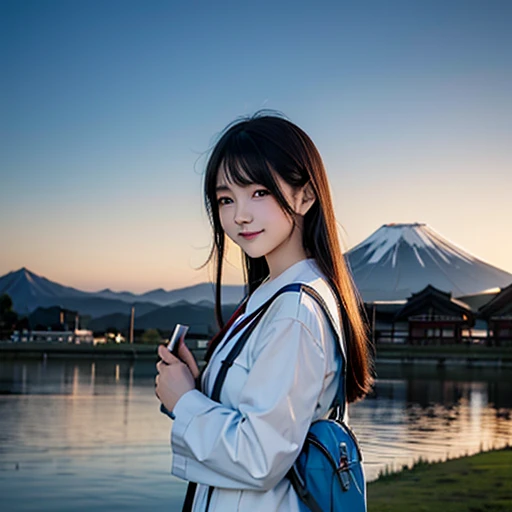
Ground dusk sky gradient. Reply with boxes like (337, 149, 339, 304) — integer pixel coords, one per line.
(1, 0, 511, 293)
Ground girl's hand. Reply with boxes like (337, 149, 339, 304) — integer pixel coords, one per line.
(175, 338, 200, 379)
(155, 344, 196, 412)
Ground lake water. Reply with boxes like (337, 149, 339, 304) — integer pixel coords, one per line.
(0, 358, 511, 511)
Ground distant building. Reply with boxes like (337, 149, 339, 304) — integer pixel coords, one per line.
(74, 329, 94, 344)
(29, 305, 80, 331)
(12, 330, 74, 343)
(93, 332, 125, 345)
(479, 283, 512, 346)
(11, 328, 93, 344)
(11, 306, 93, 344)
(394, 285, 475, 345)
(365, 300, 405, 343)
(369, 285, 476, 344)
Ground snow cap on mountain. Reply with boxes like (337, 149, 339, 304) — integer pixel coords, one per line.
(346, 223, 512, 302)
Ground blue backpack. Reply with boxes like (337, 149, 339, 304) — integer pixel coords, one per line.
(182, 282, 367, 512)
(289, 418, 366, 512)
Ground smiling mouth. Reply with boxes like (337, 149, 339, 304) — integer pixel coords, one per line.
(239, 230, 264, 240)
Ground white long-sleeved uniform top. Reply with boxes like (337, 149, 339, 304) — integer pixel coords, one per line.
(170, 258, 344, 511)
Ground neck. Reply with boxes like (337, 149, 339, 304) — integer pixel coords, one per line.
(267, 254, 308, 281)
(265, 223, 308, 281)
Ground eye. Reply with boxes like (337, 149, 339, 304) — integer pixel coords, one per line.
(216, 196, 233, 206)
(253, 189, 270, 198)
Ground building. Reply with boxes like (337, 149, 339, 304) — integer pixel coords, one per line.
(11, 328, 93, 344)
(479, 283, 512, 346)
(372, 285, 475, 345)
(11, 306, 93, 344)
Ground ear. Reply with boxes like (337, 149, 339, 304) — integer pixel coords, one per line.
(295, 182, 316, 216)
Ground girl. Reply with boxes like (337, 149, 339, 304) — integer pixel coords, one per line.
(155, 113, 373, 512)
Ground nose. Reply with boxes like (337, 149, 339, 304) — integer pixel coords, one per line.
(233, 200, 253, 225)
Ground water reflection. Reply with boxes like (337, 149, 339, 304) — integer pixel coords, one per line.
(352, 365, 512, 478)
(0, 358, 187, 512)
(0, 359, 511, 511)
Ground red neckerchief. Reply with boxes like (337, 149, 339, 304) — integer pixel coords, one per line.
(205, 299, 248, 362)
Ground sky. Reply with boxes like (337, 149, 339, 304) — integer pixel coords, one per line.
(1, 0, 511, 293)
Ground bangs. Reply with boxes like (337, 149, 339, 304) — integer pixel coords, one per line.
(204, 118, 300, 218)
(220, 133, 277, 190)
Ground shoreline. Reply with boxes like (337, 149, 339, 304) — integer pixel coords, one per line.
(374, 343, 512, 367)
(368, 446, 512, 511)
(1, 341, 512, 367)
(0, 340, 512, 368)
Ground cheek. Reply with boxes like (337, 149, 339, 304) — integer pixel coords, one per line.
(256, 199, 279, 220)
(218, 208, 233, 233)
(264, 202, 293, 228)
(218, 210, 227, 230)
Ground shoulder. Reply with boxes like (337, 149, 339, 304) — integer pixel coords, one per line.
(269, 280, 340, 339)
(255, 262, 342, 347)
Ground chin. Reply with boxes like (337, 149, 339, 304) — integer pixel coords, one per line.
(241, 248, 268, 259)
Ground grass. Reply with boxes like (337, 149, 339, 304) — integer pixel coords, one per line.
(368, 447, 512, 512)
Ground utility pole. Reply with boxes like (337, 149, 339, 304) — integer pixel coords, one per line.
(129, 306, 135, 344)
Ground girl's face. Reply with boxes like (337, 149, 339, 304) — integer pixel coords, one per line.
(215, 167, 307, 276)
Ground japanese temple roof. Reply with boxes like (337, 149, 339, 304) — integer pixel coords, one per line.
(479, 283, 512, 318)
(394, 284, 474, 320)
(455, 288, 500, 311)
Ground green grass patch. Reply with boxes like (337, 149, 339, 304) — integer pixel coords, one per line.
(368, 447, 512, 512)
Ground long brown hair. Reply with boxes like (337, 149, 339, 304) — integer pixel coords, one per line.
(202, 112, 373, 402)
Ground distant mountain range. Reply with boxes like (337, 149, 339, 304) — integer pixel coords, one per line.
(87, 302, 239, 334)
(0, 268, 245, 317)
(2, 223, 512, 321)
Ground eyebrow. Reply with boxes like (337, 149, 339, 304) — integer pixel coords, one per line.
(215, 184, 231, 193)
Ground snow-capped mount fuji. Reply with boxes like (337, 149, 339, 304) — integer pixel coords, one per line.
(346, 223, 512, 302)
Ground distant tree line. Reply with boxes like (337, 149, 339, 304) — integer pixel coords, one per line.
(0, 294, 21, 339)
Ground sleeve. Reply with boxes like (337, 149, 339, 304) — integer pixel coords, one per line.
(170, 317, 326, 491)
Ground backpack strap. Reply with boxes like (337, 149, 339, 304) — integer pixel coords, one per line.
(299, 284, 349, 421)
(210, 282, 302, 402)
